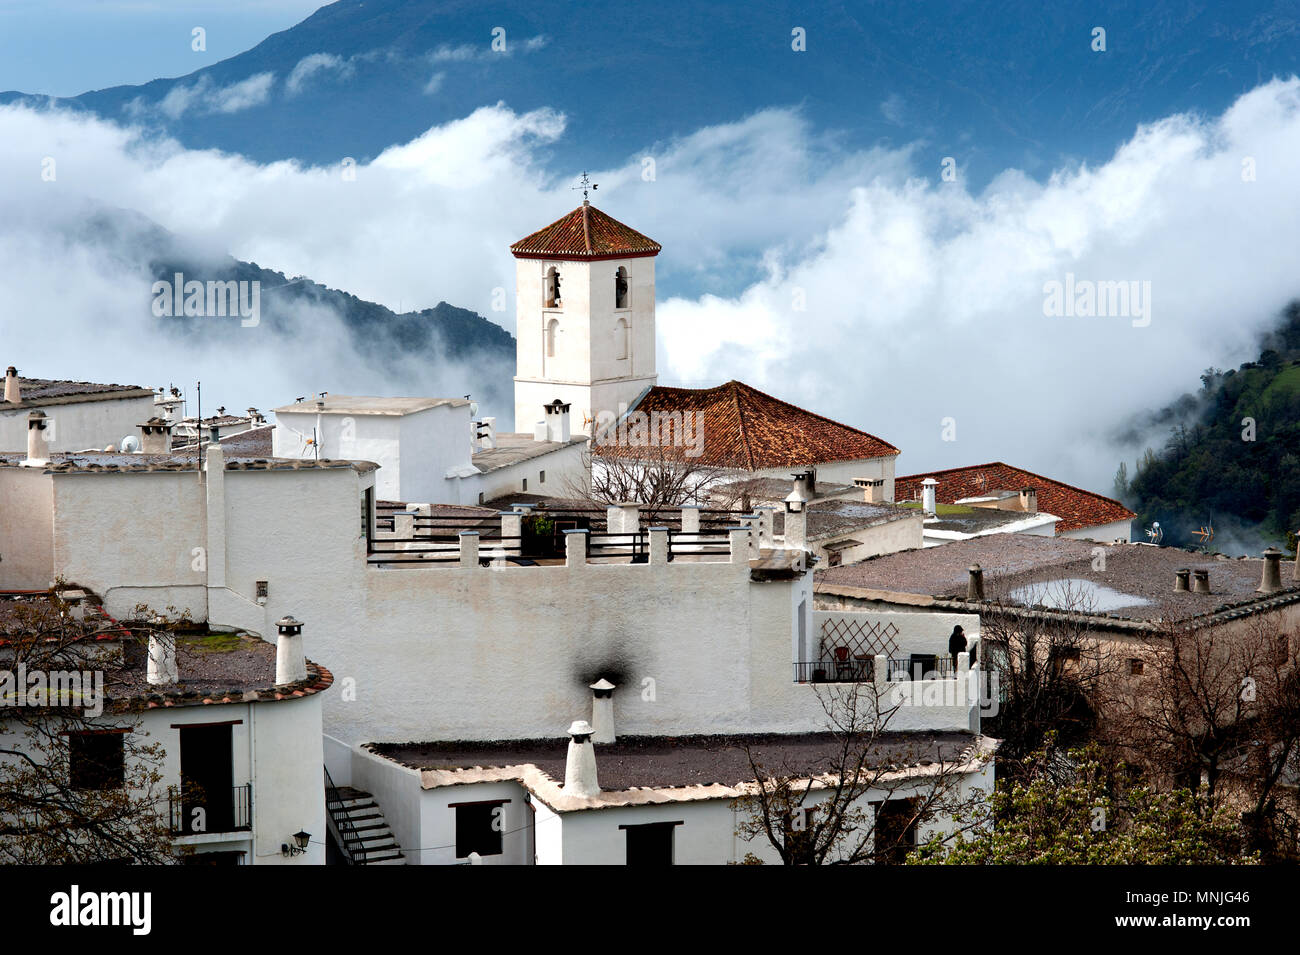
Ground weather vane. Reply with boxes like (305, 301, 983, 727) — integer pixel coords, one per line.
(573, 171, 598, 201)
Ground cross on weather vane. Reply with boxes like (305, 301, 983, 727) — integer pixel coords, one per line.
(573, 171, 598, 201)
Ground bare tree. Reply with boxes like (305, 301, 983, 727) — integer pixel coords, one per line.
(0, 591, 176, 864)
(977, 578, 1119, 777)
(1109, 616, 1300, 860)
(569, 443, 730, 522)
(733, 682, 987, 864)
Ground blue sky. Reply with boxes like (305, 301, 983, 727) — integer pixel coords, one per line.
(0, 1, 318, 96)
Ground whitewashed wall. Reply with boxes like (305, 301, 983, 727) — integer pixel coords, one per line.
(0, 394, 155, 454)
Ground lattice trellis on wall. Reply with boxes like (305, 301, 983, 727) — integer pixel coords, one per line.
(819, 617, 900, 661)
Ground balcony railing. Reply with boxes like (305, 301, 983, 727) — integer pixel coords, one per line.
(168, 783, 252, 836)
(793, 654, 959, 684)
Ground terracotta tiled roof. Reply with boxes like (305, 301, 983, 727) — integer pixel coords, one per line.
(510, 202, 661, 260)
(596, 380, 898, 470)
(894, 462, 1135, 533)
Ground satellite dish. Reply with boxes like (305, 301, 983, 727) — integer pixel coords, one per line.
(120, 435, 141, 454)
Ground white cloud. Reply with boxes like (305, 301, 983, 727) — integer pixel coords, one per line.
(5, 80, 1300, 491)
(148, 71, 275, 118)
(285, 53, 354, 97)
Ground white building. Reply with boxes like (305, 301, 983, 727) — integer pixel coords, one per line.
(271, 394, 587, 506)
(0, 367, 155, 454)
(0, 591, 329, 865)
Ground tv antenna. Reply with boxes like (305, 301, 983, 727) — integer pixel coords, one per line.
(1145, 521, 1163, 545)
(572, 171, 598, 202)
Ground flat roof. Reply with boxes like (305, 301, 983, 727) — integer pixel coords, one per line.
(472, 433, 587, 474)
(375, 731, 980, 793)
(272, 395, 469, 416)
(0, 450, 377, 474)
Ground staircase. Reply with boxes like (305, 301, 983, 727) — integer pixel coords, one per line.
(325, 767, 406, 865)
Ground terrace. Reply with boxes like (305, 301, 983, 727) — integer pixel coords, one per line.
(367, 501, 751, 567)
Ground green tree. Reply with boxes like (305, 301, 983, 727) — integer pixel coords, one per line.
(913, 740, 1252, 865)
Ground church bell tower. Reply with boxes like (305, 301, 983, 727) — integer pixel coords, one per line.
(510, 187, 660, 436)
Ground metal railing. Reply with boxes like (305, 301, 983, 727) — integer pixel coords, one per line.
(794, 659, 875, 683)
(168, 783, 252, 835)
(324, 765, 367, 865)
(886, 656, 956, 681)
(366, 526, 736, 565)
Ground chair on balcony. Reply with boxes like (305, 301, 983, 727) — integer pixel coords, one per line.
(833, 646, 855, 681)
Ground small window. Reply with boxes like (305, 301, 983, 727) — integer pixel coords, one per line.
(1129, 658, 1144, 675)
(539, 470, 546, 484)
(522, 478, 528, 492)
(453, 801, 506, 858)
(69, 732, 125, 790)
(621, 821, 680, 865)
(783, 807, 817, 862)
(614, 266, 629, 309)
(826, 549, 842, 568)
(478, 492, 485, 505)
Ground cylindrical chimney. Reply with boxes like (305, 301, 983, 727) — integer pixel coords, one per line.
(25, 410, 50, 464)
(1174, 568, 1190, 592)
(562, 720, 599, 797)
(921, 477, 938, 517)
(1192, 569, 1210, 594)
(967, 564, 985, 600)
(3, 366, 19, 403)
(146, 617, 177, 685)
(589, 679, 616, 743)
(1258, 547, 1283, 594)
(275, 615, 308, 685)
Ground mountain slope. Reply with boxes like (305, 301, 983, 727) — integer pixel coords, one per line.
(1117, 302, 1300, 554)
(5, 0, 1299, 187)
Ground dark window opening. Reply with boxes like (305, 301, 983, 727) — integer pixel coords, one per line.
(69, 732, 125, 791)
(545, 267, 562, 308)
(539, 470, 546, 484)
(1129, 658, 1144, 675)
(454, 800, 507, 858)
(621, 820, 680, 865)
(615, 266, 629, 309)
(872, 798, 919, 865)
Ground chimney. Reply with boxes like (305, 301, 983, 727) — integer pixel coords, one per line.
(921, 477, 938, 516)
(138, 416, 173, 454)
(589, 679, 616, 743)
(562, 720, 599, 797)
(967, 563, 985, 600)
(1019, 486, 1038, 513)
(783, 477, 809, 550)
(544, 398, 571, 443)
(3, 366, 18, 403)
(1258, 547, 1283, 594)
(855, 478, 885, 503)
(476, 416, 498, 450)
(24, 411, 50, 465)
(1192, 569, 1210, 594)
(1174, 568, 1190, 592)
(275, 615, 308, 686)
(146, 617, 177, 686)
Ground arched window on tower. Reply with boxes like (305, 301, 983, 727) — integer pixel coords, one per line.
(546, 318, 559, 359)
(614, 266, 630, 309)
(615, 316, 629, 361)
(545, 267, 562, 308)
